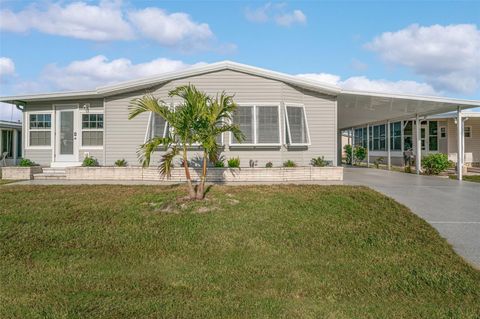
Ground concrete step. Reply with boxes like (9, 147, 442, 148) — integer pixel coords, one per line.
(33, 173, 66, 180)
(42, 168, 66, 174)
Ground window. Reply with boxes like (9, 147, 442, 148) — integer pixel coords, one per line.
(440, 127, 447, 138)
(29, 113, 51, 146)
(465, 126, 472, 138)
(390, 122, 402, 151)
(403, 121, 413, 151)
(152, 113, 168, 138)
(81, 113, 104, 147)
(1, 130, 13, 157)
(354, 128, 367, 148)
(429, 121, 438, 151)
(231, 105, 281, 145)
(285, 105, 309, 145)
(369, 124, 386, 151)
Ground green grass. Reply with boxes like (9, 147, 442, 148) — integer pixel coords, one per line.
(0, 179, 17, 185)
(1, 185, 479, 318)
(449, 175, 480, 183)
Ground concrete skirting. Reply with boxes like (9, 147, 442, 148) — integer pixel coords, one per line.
(1, 166, 43, 180)
(65, 166, 343, 182)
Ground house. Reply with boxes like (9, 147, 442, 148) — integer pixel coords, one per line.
(0, 61, 479, 179)
(0, 120, 22, 166)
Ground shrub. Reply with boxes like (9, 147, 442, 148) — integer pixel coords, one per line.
(311, 156, 327, 167)
(82, 156, 99, 167)
(374, 157, 384, 169)
(227, 157, 240, 168)
(115, 159, 127, 167)
(283, 160, 297, 167)
(354, 146, 367, 164)
(18, 158, 36, 167)
(214, 160, 225, 168)
(422, 153, 452, 175)
(344, 144, 353, 165)
(265, 161, 273, 168)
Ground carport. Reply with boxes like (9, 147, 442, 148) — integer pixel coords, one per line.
(337, 90, 480, 180)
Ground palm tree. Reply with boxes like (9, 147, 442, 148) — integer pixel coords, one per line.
(195, 92, 244, 199)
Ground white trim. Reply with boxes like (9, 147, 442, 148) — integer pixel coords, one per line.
(25, 110, 53, 150)
(229, 103, 282, 147)
(284, 103, 311, 147)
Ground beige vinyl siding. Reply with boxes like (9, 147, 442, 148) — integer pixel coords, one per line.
(448, 117, 480, 165)
(23, 99, 104, 165)
(104, 69, 337, 167)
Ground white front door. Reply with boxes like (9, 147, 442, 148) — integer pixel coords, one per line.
(55, 107, 78, 162)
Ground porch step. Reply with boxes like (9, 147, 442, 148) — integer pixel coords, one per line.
(34, 168, 66, 180)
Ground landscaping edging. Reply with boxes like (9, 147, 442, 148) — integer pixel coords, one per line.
(65, 167, 343, 182)
(1, 166, 43, 180)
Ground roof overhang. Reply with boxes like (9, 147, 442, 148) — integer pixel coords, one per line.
(338, 90, 480, 129)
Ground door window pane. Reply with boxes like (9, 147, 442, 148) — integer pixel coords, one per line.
(60, 111, 74, 155)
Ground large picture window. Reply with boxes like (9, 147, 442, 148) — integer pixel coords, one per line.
(29, 113, 51, 146)
(403, 121, 413, 150)
(354, 127, 368, 148)
(285, 105, 309, 145)
(81, 113, 103, 147)
(1, 130, 13, 157)
(231, 105, 281, 145)
(428, 121, 438, 151)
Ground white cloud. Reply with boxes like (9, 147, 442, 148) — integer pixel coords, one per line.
(128, 7, 213, 48)
(245, 3, 306, 27)
(366, 24, 480, 94)
(0, 57, 15, 79)
(0, 1, 134, 41)
(275, 9, 306, 27)
(298, 73, 438, 96)
(0, 103, 21, 122)
(41, 55, 206, 91)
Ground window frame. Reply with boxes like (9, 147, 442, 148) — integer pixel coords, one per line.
(464, 126, 472, 139)
(229, 103, 282, 147)
(389, 121, 402, 151)
(79, 111, 104, 149)
(284, 103, 311, 147)
(440, 126, 447, 139)
(26, 111, 53, 149)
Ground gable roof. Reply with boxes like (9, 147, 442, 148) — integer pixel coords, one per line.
(0, 61, 341, 104)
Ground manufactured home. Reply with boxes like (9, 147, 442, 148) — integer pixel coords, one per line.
(0, 61, 479, 180)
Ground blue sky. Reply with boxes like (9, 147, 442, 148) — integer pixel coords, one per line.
(0, 0, 479, 121)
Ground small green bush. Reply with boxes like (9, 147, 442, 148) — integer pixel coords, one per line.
(227, 157, 240, 168)
(283, 160, 297, 168)
(422, 153, 452, 175)
(344, 144, 353, 165)
(18, 158, 36, 167)
(265, 161, 273, 168)
(311, 156, 327, 167)
(354, 146, 367, 164)
(82, 156, 99, 167)
(115, 159, 127, 167)
(214, 160, 225, 168)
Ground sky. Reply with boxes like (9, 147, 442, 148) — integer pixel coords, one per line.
(0, 0, 479, 121)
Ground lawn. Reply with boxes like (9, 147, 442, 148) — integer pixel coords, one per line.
(449, 175, 480, 183)
(0, 179, 17, 185)
(1, 185, 479, 318)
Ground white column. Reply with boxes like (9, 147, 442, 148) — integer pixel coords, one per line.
(415, 115, 421, 174)
(366, 124, 370, 167)
(457, 107, 463, 180)
(387, 121, 391, 170)
(351, 128, 355, 166)
(12, 129, 18, 161)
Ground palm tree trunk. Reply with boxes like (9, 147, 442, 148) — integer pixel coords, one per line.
(196, 150, 208, 200)
(182, 148, 196, 200)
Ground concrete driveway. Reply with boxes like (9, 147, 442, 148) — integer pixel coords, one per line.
(344, 167, 480, 268)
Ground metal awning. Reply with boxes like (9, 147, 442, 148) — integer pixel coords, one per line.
(338, 90, 480, 129)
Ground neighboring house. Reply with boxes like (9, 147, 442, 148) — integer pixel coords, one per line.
(0, 61, 478, 177)
(0, 120, 22, 166)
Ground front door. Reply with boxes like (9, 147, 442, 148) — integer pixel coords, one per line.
(55, 107, 78, 162)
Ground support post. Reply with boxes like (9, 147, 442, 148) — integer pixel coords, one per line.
(457, 106, 463, 181)
(366, 124, 370, 168)
(13, 129, 18, 162)
(387, 121, 391, 170)
(351, 128, 354, 166)
(415, 115, 421, 174)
